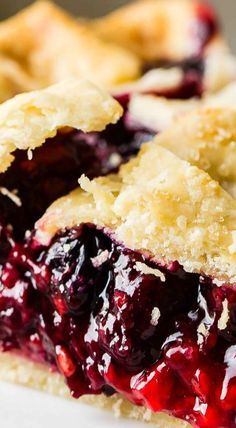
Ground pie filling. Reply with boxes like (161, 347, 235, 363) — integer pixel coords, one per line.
(141, 58, 204, 100)
(140, 2, 218, 101)
(0, 222, 236, 428)
(0, 123, 154, 240)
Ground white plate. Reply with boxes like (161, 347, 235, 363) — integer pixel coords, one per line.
(0, 381, 147, 428)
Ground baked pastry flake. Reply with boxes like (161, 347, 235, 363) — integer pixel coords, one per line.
(0, 78, 122, 174)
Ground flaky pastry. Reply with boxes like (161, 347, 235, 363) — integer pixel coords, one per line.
(0, 1, 140, 101)
(0, 353, 189, 428)
(36, 133, 236, 283)
(94, 0, 236, 94)
(0, 78, 122, 173)
(155, 106, 236, 198)
(93, 0, 207, 62)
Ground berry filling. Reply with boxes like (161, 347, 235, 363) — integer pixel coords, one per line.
(140, 2, 218, 100)
(0, 123, 154, 240)
(0, 223, 236, 428)
(142, 58, 204, 100)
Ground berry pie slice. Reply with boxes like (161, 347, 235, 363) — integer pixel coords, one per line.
(92, 0, 236, 143)
(1, 79, 236, 428)
(0, 1, 140, 102)
(94, 0, 236, 97)
(0, 0, 235, 107)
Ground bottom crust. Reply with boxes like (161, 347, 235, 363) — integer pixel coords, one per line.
(0, 353, 190, 428)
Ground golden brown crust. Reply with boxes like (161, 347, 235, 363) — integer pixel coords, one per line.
(93, 0, 199, 62)
(0, 79, 122, 173)
(0, 1, 140, 101)
(155, 106, 236, 198)
(0, 353, 190, 428)
(36, 109, 236, 284)
(0, 0, 234, 102)
(93, 0, 236, 94)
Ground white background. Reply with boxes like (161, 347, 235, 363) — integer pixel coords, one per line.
(0, 381, 147, 428)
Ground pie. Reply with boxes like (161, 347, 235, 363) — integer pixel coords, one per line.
(0, 0, 235, 104)
(1, 1, 236, 428)
(93, 0, 236, 94)
(0, 1, 140, 102)
(0, 76, 236, 428)
(0, 0, 234, 142)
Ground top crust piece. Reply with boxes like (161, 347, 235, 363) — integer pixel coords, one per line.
(94, 0, 236, 93)
(128, 82, 236, 191)
(0, 1, 140, 101)
(36, 108, 236, 285)
(0, 0, 234, 101)
(93, 0, 215, 62)
(0, 79, 122, 173)
(155, 105, 236, 198)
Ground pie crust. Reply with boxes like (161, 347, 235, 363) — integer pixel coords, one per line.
(0, 0, 234, 104)
(0, 1, 140, 101)
(0, 78, 122, 173)
(93, 0, 208, 62)
(0, 353, 190, 428)
(93, 0, 236, 94)
(127, 81, 236, 132)
(35, 108, 236, 284)
(0, 80, 236, 427)
(155, 105, 236, 197)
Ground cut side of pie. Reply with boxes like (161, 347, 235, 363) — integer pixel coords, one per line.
(1, 1, 236, 427)
(0, 79, 159, 242)
(1, 78, 236, 428)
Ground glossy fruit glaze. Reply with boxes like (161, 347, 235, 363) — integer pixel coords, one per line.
(1, 223, 236, 428)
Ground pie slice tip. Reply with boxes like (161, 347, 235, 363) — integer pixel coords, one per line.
(0, 78, 123, 173)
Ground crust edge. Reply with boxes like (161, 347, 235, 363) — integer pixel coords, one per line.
(0, 352, 190, 428)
